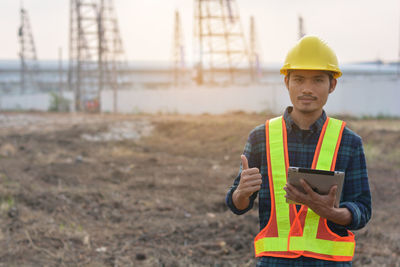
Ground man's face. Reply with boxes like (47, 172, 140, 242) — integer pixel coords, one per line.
(284, 70, 337, 115)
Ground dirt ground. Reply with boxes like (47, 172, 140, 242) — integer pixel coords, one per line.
(0, 111, 399, 267)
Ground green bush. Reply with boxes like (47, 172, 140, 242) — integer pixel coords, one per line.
(48, 92, 71, 112)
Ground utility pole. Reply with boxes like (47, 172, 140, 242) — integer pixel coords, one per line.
(194, 0, 250, 85)
(68, 0, 127, 113)
(173, 10, 186, 87)
(18, 1, 39, 93)
(249, 16, 261, 84)
(58, 47, 63, 99)
(398, 1, 400, 77)
(298, 15, 305, 39)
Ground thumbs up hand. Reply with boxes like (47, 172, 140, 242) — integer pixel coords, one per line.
(236, 155, 262, 199)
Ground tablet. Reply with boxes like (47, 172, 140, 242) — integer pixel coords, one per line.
(286, 167, 344, 207)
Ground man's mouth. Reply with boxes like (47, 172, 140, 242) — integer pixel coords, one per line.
(298, 95, 317, 101)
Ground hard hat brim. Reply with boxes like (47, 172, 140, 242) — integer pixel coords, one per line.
(280, 67, 342, 79)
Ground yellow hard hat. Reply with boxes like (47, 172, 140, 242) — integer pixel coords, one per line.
(280, 35, 342, 78)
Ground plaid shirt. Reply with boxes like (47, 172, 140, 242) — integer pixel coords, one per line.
(226, 107, 372, 266)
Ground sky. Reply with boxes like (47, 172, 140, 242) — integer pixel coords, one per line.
(0, 0, 399, 65)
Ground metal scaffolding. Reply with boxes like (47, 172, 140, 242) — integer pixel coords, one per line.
(18, 4, 40, 93)
(172, 10, 186, 87)
(194, 0, 250, 85)
(68, 0, 127, 112)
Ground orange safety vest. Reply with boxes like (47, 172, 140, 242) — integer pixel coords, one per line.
(254, 116, 355, 261)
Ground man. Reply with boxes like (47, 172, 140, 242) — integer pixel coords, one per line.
(226, 35, 372, 266)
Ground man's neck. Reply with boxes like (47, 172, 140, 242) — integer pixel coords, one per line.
(290, 108, 323, 130)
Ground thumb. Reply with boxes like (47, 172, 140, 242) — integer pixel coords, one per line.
(241, 154, 249, 170)
(329, 185, 338, 198)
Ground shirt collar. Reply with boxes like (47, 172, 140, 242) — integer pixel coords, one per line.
(283, 106, 327, 133)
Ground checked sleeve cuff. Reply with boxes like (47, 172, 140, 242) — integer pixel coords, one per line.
(225, 188, 255, 215)
(339, 201, 362, 230)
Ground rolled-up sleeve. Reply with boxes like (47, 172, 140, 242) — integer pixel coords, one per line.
(333, 135, 372, 230)
(225, 173, 257, 215)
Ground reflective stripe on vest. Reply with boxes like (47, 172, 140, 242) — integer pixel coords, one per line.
(254, 116, 355, 261)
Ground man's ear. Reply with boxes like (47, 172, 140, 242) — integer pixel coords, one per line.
(284, 75, 290, 90)
(329, 78, 337, 94)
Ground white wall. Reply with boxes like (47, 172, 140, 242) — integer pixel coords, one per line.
(101, 75, 400, 117)
(1, 75, 399, 117)
(0, 92, 74, 111)
(326, 77, 400, 117)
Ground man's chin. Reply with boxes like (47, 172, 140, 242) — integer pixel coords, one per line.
(296, 106, 319, 114)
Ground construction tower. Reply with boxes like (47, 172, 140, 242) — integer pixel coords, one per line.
(18, 3, 40, 93)
(298, 15, 306, 39)
(194, 0, 250, 85)
(68, 0, 127, 112)
(398, 8, 400, 77)
(249, 16, 262, 83)
(172, 10, 186, 87)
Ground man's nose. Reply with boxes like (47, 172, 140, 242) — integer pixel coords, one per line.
(300, 80, 314, 94)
